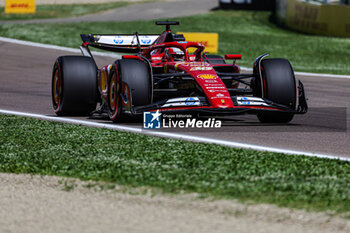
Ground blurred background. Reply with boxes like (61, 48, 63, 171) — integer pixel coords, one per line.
(219, 0, 350, 37)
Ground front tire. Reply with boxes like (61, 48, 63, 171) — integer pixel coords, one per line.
(107, 59, 151, 122)
(52, 56, 98, 116)
(255, 58, 296, 123)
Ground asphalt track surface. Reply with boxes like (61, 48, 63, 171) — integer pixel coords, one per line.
(1, 40, 349, 158)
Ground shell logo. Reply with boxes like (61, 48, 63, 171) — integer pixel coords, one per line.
(198, 74, 216, 79)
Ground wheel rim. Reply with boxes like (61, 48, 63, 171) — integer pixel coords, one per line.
(109, 71, 120, 120)
(52, 68, 61, 111)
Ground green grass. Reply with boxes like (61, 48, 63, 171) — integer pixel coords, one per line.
(0, 2, 132, 20)
(0, 10, 349, 74)
(1, 114, 350, 214)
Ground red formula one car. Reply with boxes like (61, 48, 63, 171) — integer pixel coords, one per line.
(52, 21, 307, 123)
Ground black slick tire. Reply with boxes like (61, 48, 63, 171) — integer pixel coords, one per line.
(51, 56, 98, 116)
(107, 59, 151, 122)
(256, 58, 296, 123)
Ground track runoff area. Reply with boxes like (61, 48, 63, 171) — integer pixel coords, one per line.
(0, 36, 349, 162)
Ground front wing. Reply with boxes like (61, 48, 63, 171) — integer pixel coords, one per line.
(132, 95, 308, 116)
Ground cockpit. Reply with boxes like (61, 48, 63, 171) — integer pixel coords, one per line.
(147, 42, 204, 62)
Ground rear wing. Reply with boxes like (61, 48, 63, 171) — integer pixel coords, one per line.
(81, 34, 159, 53)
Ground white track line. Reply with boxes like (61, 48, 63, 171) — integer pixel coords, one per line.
(240, 67, 350, 79)
(0, 36, 349, 79)
(0, 36, 120, 59)
(1, 109, 349, 162)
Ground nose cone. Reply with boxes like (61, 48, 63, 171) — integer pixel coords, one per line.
(210, 98, 230, 108)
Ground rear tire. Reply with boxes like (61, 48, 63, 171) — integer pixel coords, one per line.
(51, 56, 98, 116)
(255, 58, 296, 123)
(108, 59, 151, 122)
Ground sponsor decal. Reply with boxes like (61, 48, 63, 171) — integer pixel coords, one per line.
(177, 32, 219, 53)
(211, 96, 231, 100)
(10, 3, 28, 8)
(236, 96, 269, 106)
(162, 97, 200, 107)
(175, 62, 190, 70)
(143, 110, 161, 129)
(113, 36, 124, 45)
(141, 36, 152, 44)
(208, 89, 226, 93)
(176, 62, 191, 66)
(98, 35, 158, 46)
(240, 97, 250, 105)
(185, 97, 196, 106)
(206, 86, 225, 89)
(283, 0, 350, 37)
(210, 93, 230, 100)
(5, 0, 36, 14)
(190, 63, 210, 67)
(204, 83, 222, 87)
(198, 74, 216, 79)
(190, 67, 213, 71)
(221, 99, 225, 104)
(205, 79, 218, 83)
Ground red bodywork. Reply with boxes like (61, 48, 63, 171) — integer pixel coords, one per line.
(80, 26, 304, 115)
(143, 41, 233, 109)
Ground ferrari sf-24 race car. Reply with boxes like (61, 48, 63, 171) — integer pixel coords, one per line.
(52, 21, 307, 123)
